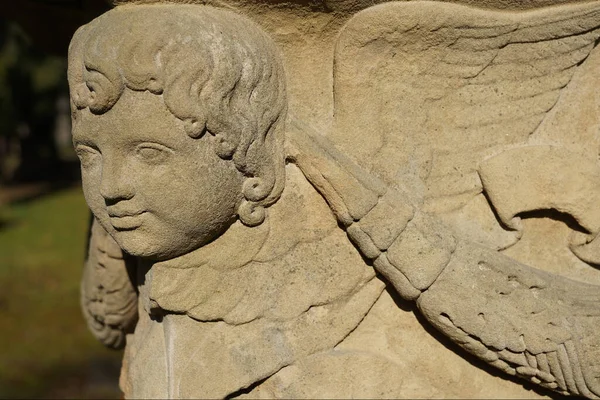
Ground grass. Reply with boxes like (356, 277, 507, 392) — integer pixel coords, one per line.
(0, 186, 122, 399)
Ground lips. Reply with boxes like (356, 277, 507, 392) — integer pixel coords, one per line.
(108, 210, 145, 218)
(107, 210, 146, 230)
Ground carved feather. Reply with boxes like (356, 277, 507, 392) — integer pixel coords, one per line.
(321, 4, 600, 395)
(288, 121, 600, 398)
(333, 0, 600, 202)
(81, 217, 138, 349)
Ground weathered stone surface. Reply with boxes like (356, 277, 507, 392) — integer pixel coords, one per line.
(70, 1, 600, 398)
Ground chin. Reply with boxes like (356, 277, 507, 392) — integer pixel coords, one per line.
(112, 230, 170, 260)
(112, 229, 202, 261)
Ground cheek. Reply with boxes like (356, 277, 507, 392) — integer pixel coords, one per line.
(161, 159, 243, 231)
(80, 166, 104, 216)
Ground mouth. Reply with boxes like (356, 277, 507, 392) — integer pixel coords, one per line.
(108, 211, 146, 231)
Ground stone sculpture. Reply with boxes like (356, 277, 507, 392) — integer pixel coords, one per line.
(69, 1, 600, 398)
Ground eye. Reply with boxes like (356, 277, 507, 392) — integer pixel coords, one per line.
(75, 145, 100, 169)
(135, 143, 173, 165)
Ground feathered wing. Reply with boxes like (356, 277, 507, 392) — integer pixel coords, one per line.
(417, 243, 600, 398)
(332, 0, 600, 207)
(308, 4, 600, 396)
(288, 117, 600, 398)
(81, 217, 138, 349)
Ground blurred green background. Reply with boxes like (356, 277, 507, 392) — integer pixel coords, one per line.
(0, 1, 124, 398)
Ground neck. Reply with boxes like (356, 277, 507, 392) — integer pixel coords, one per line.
(136, 218, 270, 319)
(147, 218, 270, 272)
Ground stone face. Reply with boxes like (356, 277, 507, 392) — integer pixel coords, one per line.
(70, 1, 600, 398)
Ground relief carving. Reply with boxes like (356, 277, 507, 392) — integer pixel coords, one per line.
(69, 1, 600, 398)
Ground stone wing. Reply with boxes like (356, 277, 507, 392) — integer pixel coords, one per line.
(288, 119, 600, 398)
(331, 1, 600, 207)
(417, 244, 600, 398)
(81, 218, 138, 349)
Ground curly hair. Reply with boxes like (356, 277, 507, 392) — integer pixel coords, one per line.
(67, 4, 287, 226)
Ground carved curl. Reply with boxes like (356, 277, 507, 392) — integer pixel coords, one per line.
(67, 5, 288, 223)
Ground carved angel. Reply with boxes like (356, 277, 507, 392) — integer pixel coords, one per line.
(71, 2, 600, 398)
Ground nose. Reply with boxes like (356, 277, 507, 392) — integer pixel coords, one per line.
(99, 156, 135, 204)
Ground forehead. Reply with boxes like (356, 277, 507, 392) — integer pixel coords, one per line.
(72, 89, 186, 142)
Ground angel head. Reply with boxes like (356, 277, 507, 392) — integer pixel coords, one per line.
(68, 4, 287, 260)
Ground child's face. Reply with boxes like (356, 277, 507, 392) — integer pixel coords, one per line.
(73, 88, 244, 260)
